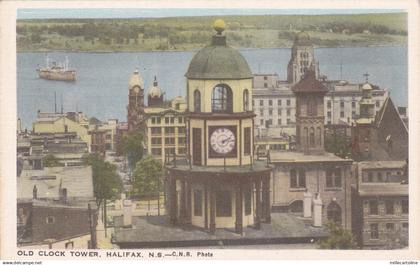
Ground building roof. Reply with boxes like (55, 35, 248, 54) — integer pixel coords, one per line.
(18, 166, 94, 200)
(294, 31, 312, 46)
(128, 69, 144, 90)
(270, 150, 352, 164)
(292, 71, 328, 94)
(369, 96, 408, 161)
(185, 31, 252, 80)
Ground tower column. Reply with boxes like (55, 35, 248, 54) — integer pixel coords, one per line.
(179, 179, 187, 224)
(262, 174, 271, 223)
(186, 179, 192, 225)
(209, 184, 216, 234)
(235, 183, 243, 234)
(254, 177, 261, 229)
(204, 184, 208, 229)
(169, 176, 177, 225)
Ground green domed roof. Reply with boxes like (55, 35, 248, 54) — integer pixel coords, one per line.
(185, 35, 253, 80)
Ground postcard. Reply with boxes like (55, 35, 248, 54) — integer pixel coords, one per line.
(1, 0, 419, 261)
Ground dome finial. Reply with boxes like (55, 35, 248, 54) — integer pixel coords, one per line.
(153, 76, 158, 86)
(213, 19, 226, 35)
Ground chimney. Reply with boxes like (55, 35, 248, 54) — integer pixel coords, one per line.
(303, 190, 312, 218)
(312, 193, 322, 227)
(123, 199, 132, 227)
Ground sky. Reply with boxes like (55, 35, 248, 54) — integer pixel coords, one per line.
(17, 8, 405, 20)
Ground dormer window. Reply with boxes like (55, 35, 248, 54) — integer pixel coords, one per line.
(212, 84, 232, 113)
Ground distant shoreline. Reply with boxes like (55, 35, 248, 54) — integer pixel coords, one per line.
(17, 43, 407, 54)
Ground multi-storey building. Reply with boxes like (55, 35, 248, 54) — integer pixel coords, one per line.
(270, 71, 353, 230)
(144, 78, 187, 162)
(353, 161, 408, 249)
(252, 32, 389, 133)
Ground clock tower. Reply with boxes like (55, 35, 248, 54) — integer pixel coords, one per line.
(166, 20, 272, 234)
(127, 69, 145, 132)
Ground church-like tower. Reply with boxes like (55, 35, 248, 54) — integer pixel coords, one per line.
(147, 76, 164, 107)
(287, 31, 319, 84)
(292, 70, 328, 155)
(352, 83, 376, 160)
(166, 20, 272, 234)
(127, 69, 145, 132)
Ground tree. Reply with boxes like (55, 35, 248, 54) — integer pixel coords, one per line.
(42, 154, 63, 167)
(83, 153, 122, 206)
(132, 155, 162, 198)
(318, 221, 358, 249)
(118, 128, 144, 170)
(325, 132, 352, 159)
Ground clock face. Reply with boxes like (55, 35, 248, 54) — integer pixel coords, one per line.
(210, 127, 236, 154)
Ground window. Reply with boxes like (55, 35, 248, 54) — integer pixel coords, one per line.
(327, 111, 331, 118)
(340, 101, 344, 108)
(152, 148, 162, 155)
(178, 137, 186, 144)
(260, 100, 264, 106)
(178, 117, 183, 123)
(259, 109, 264, 116)
(287, 99, 291, 106)
(266, 119, 272, 127)
(46, 216, 55, 224)
(385, 200, 394, 215)
(212, 84, 233, 113)
(244, 127, 251, 155)
(264, 83, 268, 88)
(309, 127, 315, 147)
(165, 147, 176, 154)
(278, 109, 282, 115)
(193, 190, 203, 216)
(215, 191, 232, 217)
(376, 101, 380, 107)
(260, 119, 264, 126)
(377, 172, 383, 182)
(326, 168, 342, 188)
(327, 202, 342, 225)
(386, 223, 395, 232)
(290, 168, 306, 188)
(65, 242, 74, 249)
(402, 199, 408, 214)
(170, 117, 175, 124)
(165, 127, 175, 134)
(290, 200, 303, 213)
(287, 109, 291, 116)
(165, 138, 175, 145)
(269, 100, 273, 106)
(244, 188, 252, 215)
(352, 101, 356, 108)
(151, 128, 161, 134)
(340, 111, 344, 118)
(243, 89, 249, 111)
(151, 137, 162, 145)
(165, 117, 170, 124)
(151, 117, 156, 124)
(178, 147, 186, 154)
(264, 76, 268, 80)
(369, 200, 378, 215)
(178, 127, 185, 134)
(402, 223, 409, 230)
(287, 118, 291, 125)
(278, 99, 282, 106)
(194, 90, 201, 112)
(269, 109, 273, 115)
(370, 224, 379, 239)
(156, 117, 161, 124)
(327, 100, 331, 108)
(278, 119, 282, 125)
(308, 98, 317, 116)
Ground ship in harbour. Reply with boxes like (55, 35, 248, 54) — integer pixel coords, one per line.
(36, 56, 76, 81)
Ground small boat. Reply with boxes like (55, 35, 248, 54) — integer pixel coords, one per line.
(36, 56, 76, 81)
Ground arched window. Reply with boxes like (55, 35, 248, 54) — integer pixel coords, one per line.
(243, 89, 249, 111)
(194, 90, 201, 112)
(327, 201, 342, 225)
(309, 127, 315, 147)
(212, 84, 233, 113)
(289, 200, 303, 213)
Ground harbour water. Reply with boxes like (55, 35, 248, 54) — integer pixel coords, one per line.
(17, 46, 407, 129)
